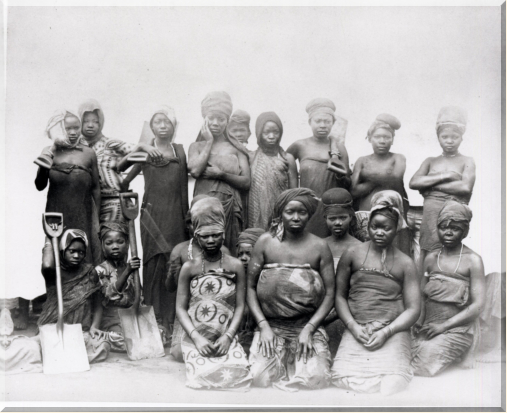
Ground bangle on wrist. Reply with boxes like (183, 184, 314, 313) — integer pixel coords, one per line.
(189, 328, 198, 338)
(307, 322, 317, 332)
(225, 332, 234, 341)
(346, 319, 355, 328)
(258, 319, 267, 326)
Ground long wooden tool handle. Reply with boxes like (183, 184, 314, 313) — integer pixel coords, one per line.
(129, 219, 141, 311)
(51, 236, 65, 346)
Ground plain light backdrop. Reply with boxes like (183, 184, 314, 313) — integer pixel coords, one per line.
(3, 6, 502, 298)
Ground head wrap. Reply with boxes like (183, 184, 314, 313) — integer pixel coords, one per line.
(270, 188, 319, 241)
(366, 113, 401, 140)
(99, 221, 129, 241)
(148, 105, 178, 142)
(191, 197, 226, 237)
(321, 188, 355, 216)
(306, 98, 336, 121)
(78, 99, 105, 137)
(45, 109, 83, 149)
(437, 200, 472, 234)
(255, 112, 283, 146)
(436, 106, 467, 136)
(237, 228, 265, 247)
(59, 229, 89, 253)
(369, 190, 408, 233)
(201, 91, 233, 119)
(228, 109, 251, 133)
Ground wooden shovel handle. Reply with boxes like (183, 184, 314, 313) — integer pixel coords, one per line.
(128, 219, 141, 310)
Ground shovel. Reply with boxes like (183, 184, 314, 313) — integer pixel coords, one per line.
(118, 193, 165, 361)
(327, 116, 349, 177)
(39, 212, 90, 374)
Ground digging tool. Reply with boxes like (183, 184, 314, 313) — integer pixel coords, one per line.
(327, 116, 349, 177)
(118, 193, 165, 361)
(39, 213, 90, 374)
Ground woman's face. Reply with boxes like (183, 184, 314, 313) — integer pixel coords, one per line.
(206, 111, 228, 137)
(309, 114, 334, 138)
(196, 232, 224, 255)
(64, 116, 81, 145)
(82, 112, 101, 139)
(282, 200, 310, 234)
(438, 128, 463, 154)
(102, 231, 128, 261)
(260, 121, 282, 149)
(63, 240, 86, 268)
(151, 113, 174, 140)
(437, 221, 466, 247)
(325, 210, 352, 239)
(370, 127, 393, 155)
(368, 213, 397, 248)
(228, 123, 250, 145)
(237, 243, 253, 270)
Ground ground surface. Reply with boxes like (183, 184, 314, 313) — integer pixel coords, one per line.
(2, 322, 504, 409)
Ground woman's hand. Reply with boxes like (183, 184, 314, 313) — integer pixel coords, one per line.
(139, 144, 164, 163)
(419, 322, 446, 339)
(257, 324, 277, 359)
(119, 180, 130, 193)
(89, 326, 106, 340)
(363, 329, 389, 351)
(200, 119, 214, 142)
(193, 334, 216, 357)
(349, 322, 370, 344)
(214, 334, 232, 357)
(126, 257, 141, 274)
(297, 325, 315, 364)
(202, 165, 223, 179)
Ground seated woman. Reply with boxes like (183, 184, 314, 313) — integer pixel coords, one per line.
(350, 114, 411, 256)
(35, 110, 102, 265)
(411, 201, 485, 376)
(93, 222, 168, 352)
(247, 188, 335, 391)
(331, 190, 420, 395)
(36, 229, 110, 363)
(175, 197, 252, 391)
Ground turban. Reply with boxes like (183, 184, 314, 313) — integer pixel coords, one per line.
(322, 188, 355, 216)
(229, 109, 251, 131)
(191, 197, 226, 237)
(436, 106, 467, 135)
(237, 228, 265, 247)
(45, 109, 83, 149)
(59, 229, 89, 253)
(366, 113, 401, 140)
(255, 111, 284, 146)
(78, 99, 105, 135)
(437, 200, 472, 233)
(270, 188, 319, 241)
(99, 221, 129, 241)
(306, 98, 336, 121)
(201, 91, 233, 119)
(369, 190, 408, 233)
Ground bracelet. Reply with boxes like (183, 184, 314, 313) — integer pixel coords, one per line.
(345, 319, 355, 328)
(258, 319, 268, 326)
(225, 332, 234, 341)
(189, 328, 198, 338)
(307, 322, 317, 331)
(329, 150, 342, 158)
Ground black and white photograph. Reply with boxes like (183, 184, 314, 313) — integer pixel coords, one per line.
(1, 1, 504, 410)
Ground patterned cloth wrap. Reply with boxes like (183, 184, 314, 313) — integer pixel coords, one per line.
(411, 270, 477, 376)
(331, 268, 413, 393)
(250, 263, 331, 392)
(180, 268, 252, 391)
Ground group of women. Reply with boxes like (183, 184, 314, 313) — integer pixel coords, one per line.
(4, 91, 496, 394)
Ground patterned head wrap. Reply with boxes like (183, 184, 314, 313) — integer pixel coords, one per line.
(255, 111, 284, 147)
(45, 109, 83, 149)
(437, 200, 472, 234)
(59, 229, 89, 253)
(237, 228, 265, 247)
(99, 222, 129, 241)
(306, 98, 336, 121)
(369, 190, 408, 233)
(436, 106, 467, 136)
(191, 197, 226, 237)
(201, 91, 233, 119)
(366, 113, 401, 140)
(270, 188, 319, 241)
(78, 99, 105, 136)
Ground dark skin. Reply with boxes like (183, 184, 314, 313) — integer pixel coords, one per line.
(35, 115, 101, 212)
(176, 232, 246, 358)
(246, 200, 335, 363)
(323, 209, 361, 260)
(351, 128, 407, 211)
(415, 221, 485, 337)
(188, 112, 250, 191)
(335, 214, 420, 350)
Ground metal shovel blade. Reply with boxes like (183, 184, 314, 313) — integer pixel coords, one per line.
(39, 323, 90, 374)
(118, 306, 165, 361)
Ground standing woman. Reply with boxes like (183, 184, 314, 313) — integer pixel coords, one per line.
(248, 112, 298, 230)
(188, 91, 251, 256)
(350, 114, 411, 255)
(121, 106, 189, 329)
(35, 109, 102, 265)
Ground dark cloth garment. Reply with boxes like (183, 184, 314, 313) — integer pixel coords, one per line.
(38, 263, 99, 330)
(420, 190, 470, 251)
(299, 156, 350, 238)
(194, 153, 243, 256)
(140, 144, 188, 320)
(411, 270, 476, 376)
(46, 162, 101, 265)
